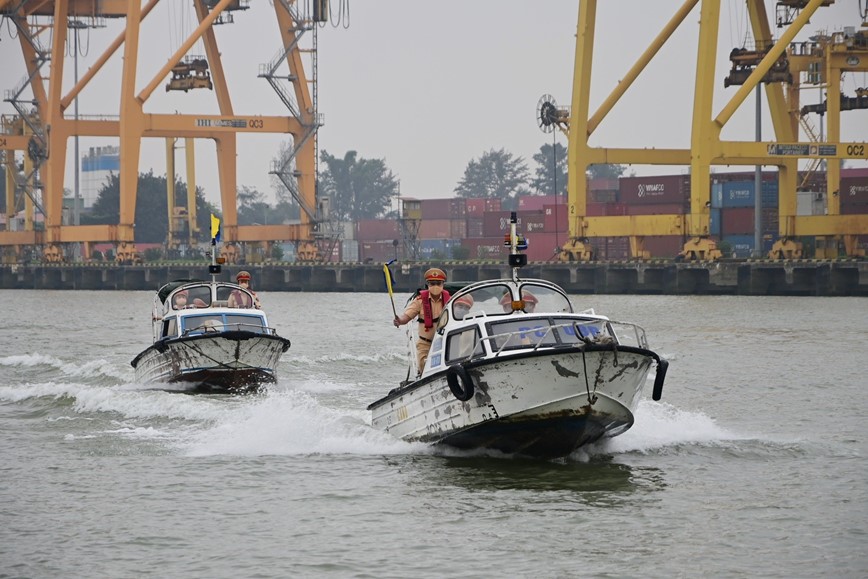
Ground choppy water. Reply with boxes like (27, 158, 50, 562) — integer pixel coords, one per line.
(1, 290, 866, 578)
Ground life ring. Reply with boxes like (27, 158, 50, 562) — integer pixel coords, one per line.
(446, 364, 474, 402)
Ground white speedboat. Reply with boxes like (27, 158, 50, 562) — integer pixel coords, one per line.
(368, 215, 668, 458)
(131, 253, 290, 393)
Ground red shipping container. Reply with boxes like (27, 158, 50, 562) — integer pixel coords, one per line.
(483, 211, 523, 237)
(543, 204, 569, 232)
(842, 167, 868, 179)
(840, 203, 868, 215)
(356, 219, 399, 241)
(624, 203, 686, 216)
(521, 212, 547, 234)
(518, 195, 560, 211)
(840, 176, 868, 206)
(420, 199, 452, 219)
(719, 207, 780, 235)
(590, 190, 618, 203)
(592, 237, 630, 260)
(524, 232, 565, 262)
(588, 178, 619, 192)
(619, 175, 689, 205)
(359, 241, 401, 263)
(585, 202, 607, 217)
(419, 219, 452, 239)
(720, 207, 753, 235)
(466, 218, 484, 238)
(642, 236, 684, 258)
(466, 198, 486, 217)
(465, 198, 502, 217)
(450, 219, 467, 239)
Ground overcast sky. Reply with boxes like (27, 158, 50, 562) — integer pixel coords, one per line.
(0, 0, 865, 208)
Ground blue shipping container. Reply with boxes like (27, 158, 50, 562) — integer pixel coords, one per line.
(722, 234, 777, 258)
(721, 180, 779, 208)
(709, 208, 721, 236)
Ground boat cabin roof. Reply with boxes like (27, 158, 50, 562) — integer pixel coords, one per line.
(157, 279, 258, 311)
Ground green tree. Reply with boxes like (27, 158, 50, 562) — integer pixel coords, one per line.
(319, 150, 399, 221)
(531, 142, 568, 196)
(587, 164, 629, 180)
(454, 148, 531, 207)
(84, 171, 217, 243)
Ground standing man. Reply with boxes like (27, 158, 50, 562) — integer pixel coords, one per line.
(393, 267, 450, 375)
(229, 270, 262, 309)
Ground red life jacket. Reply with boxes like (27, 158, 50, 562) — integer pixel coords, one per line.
(419, 289, 451, 330)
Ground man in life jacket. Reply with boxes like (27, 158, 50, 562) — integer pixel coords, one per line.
(393, 267, 450, 375)
(229, 271, 262, 309)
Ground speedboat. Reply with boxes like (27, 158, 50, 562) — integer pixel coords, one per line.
(368, 214, 668, 459)
(131, 245, 290, 393)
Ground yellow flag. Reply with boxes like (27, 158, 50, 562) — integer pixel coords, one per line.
(210, 214, 221, 241)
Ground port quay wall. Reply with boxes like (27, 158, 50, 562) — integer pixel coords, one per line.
(1, 261, 866, 296)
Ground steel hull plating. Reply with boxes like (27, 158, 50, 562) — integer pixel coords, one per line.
(132, 332, 289, 392)
(369, 347, 655, 458)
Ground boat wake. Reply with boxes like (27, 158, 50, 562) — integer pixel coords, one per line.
(0, 353, 132, 384)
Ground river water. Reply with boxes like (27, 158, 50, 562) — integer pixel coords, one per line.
(1, 289, 866, 578)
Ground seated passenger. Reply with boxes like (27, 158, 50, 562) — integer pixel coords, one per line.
(452, 295, 474, 320)
(500, 291, 538, 313)
(173, 290, 189, 309)
(522, 291, 538, 313)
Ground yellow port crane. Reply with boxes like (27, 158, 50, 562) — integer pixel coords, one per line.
(0, 0, 329, 263)
(547, 0, 868, 261)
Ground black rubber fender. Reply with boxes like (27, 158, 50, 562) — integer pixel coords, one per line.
(446, 364, 475, 402)
(652, 358, 668, 401)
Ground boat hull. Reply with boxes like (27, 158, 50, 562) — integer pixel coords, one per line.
(369, 345, 656, 458)
(131, 331, 290, 393)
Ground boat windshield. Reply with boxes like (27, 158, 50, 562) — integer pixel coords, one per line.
(453, 282, 572, 319)
(486, 317, 612, 351)
(181, 313, 268, 335)
(171, 285, 212, 310)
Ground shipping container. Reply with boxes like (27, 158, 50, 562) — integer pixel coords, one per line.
(418, 238, 461, 259)
(356, 219, 399, 241)
(521, 212, 547, 234)
(591, 237, 630, 260)
(341, 239, 359, 263)
(619, 174, 688, 205)
(588, 178, 619, 192)
(466, 217, 484, 238)
(419, 219, 452, 239)
(840, 203, 868, 215)
(709, 208, 721, 236)
(642, 236, 684, 258)
(624, 203, 686, 216)
(590, 189, 618, 203)
(840, 176, 868, 206)
(459, 237, 505, 260)
(720, 207, 779, 235)
(523, 232, 565, 262)
(483, 211, 524, 237)
(465, 198, 502, 217)
(359, 240, 402, 263)
(721, 207, 754, 235)
(543, 204, 569, 232)
(420, 198, 466, 219)
(719, 180, 778, 208)
(518, 195, 560, 211)
(720, 234, 777, 258)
